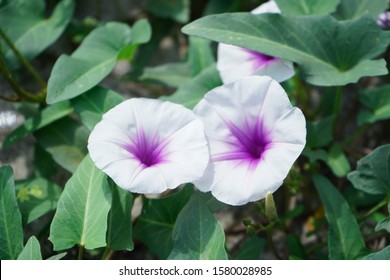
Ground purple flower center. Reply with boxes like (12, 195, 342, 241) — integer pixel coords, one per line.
(123, 129, 167, 168)
(215, 117, 271, 165)
(245, 49, 277, 70)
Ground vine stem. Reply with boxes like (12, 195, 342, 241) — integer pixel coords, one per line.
(101, 246, 113, 260)
(266, 229, 283, 260)
(0, 27, 47, 89)
(78, 245, 85, 260)
(358, 199, 388, 224)
(333, 86, 343, 134)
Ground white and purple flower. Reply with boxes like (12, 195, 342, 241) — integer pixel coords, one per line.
(217, 0, 295, 84)
(193, 76, 306, 205)
(88, 98, 209, 194)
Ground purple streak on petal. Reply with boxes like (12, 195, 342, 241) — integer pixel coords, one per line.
(244, 49, 278, 71)
(214, 117, 272, 168)
(377, 12, 390, 30)
(123, 128, 168, 168)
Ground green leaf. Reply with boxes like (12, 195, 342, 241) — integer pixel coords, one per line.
(203, 0, 240, 16)
(313, 175, 367, 259)
(188, 37, 215, 76)
(106, 180, 134, 251)
(160, 64, 222, 109)
(47, 22, 132, 104)
(183, 13, 390, 86)
(347, 144, 390, 196)
(326, 145, 351, 177)
(35, 117, 89, 173)
(0, 166, 23, 260)
(168, 193, 228, 260)
(140, 63, 191, 87)
(357, 84, 390, 125)
(131, 19, 152, 45)
(146, 0, 190, 23)
(47, 252, 67, 260)
(306, 115, 334, 148)
(234, 237, 265, 260)
(287, 234, 308, 260)
(49, 155, 112, 251)
(3, 101, 72, 149)
(71, 87, 124, 131)
(15, 178, 62, 225)
(17, 236, 42, 260)
(0, 0, 74, 68)
(376, 216, 390, 233)
(275, 0, 340, 16)
(362, 246, 390, 260)
(133, 186, 193, 259)
(302, 148, 328, 163)
(334, 0, 389, 20)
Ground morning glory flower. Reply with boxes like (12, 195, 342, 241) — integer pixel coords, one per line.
(88, 98, 209, 194)
(377, 11, 390, 30)
(193, 76, 306, 205)
(217, 0, 294, 84)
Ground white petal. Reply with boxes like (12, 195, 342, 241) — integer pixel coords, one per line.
(253, 59, 295, 83)
(251, 0, 280, 14)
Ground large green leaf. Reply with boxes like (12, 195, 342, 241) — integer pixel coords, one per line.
(275, 0, 340, 16)
(347, 144, 390, 196)
(168, 193, 228, 260)
(146, 0, 190, 23)
(133, 186, 193, 259)
(47, 22, 132, 104)
(15, 177, 62, 225)
(49, 155, 112, 251)
(0, 0, 74, 68)
(357, 84, 390, 125)
(140, 63, 191, 87)
(71, 87, 124, 131)
(234, 237, 266, 260)
(183, 13, 390, 86)
(362, 246, 390, 260)
(106, 180, 133, 251)
(0, 166, 23, 260)
(160, 64, 222, 109)
(306, 115, 334, 148)
(17, 236, 42, 260)
(188, 37, 215, 76)
(3, 101, 72, 149)
(35, 117, 89, 173)
(334, 0, 389, 20)
(313, 175, 367, 259)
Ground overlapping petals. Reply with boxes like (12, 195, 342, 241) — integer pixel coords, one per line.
(217, 0, 295, 84)
(88, 98, 209, 194)
(193, 76, 306, 205)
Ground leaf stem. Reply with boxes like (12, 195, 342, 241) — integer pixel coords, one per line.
(358, 199, 388, 224)
(78, 245, 85, 260)
(333, 86, 343, 134)
(0, 27, 47, 89)
(265, 229, 283, 260)
(101, 246, 113, 260)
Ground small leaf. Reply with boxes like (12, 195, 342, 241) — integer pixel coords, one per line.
(347, 144, 390, 196)
(106, 179, 134, 251)
(306, 115, 335, 148)
(313, 175, 367, 259)
(276, 0, 340, 16)
(188, 36, 215, 76)
(133, 186, 193, 259)
(234, 237, 265, 260)
(35, 117, 89, 173)
(287, 234, 308, 260)
(326, 145, 351, 177)
(47, 252, 67, 260)
(183, 13, 390, 86)
(71, 86, 124, 131)
(131, 19, 152, 45)
(375, 217, 390, 233)
(47, 22, 132, 104)
(140, 63, 191, 87)
(49, 155, 112, 251)
(146, 0, 190, 23)
(362, 246, 390, 260)
(3, 101, 72, 149)
(357, 84, 390, 125)
(15, 177, 62, 225)
(17, 236, 42, 260)
(334, 0, 389, 20)
(0, 0, 74, 68)
(160, 64, 222, 109)
(168, 193, 228, 260)
(0, 166, 23, 260)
